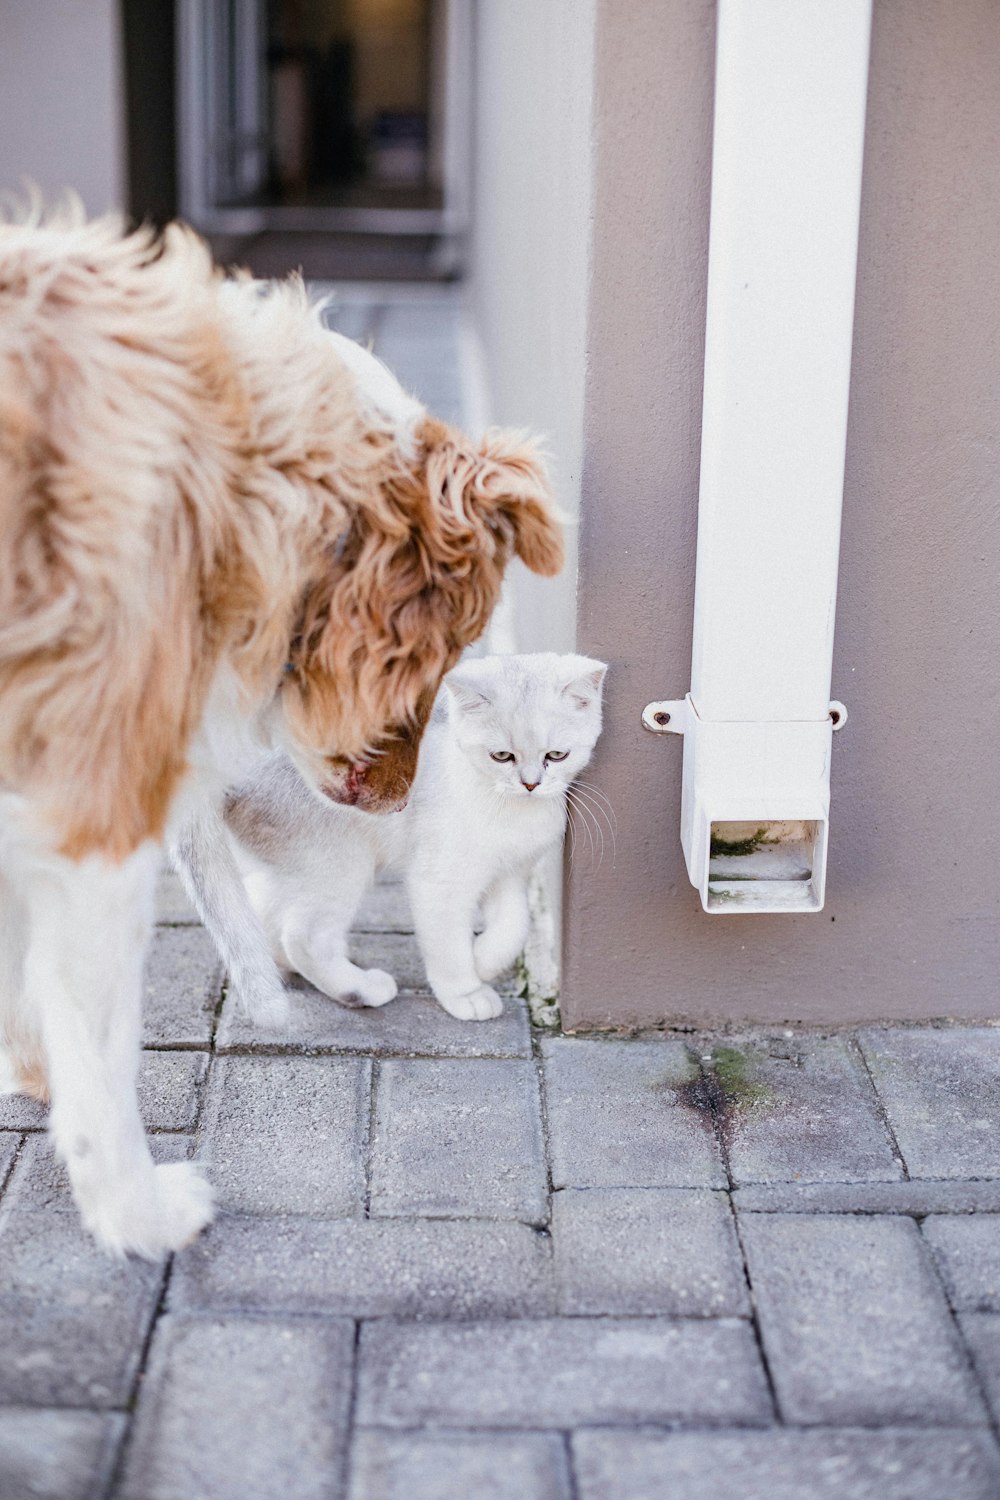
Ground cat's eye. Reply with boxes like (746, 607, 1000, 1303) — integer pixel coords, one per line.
(545, 751, 569, 762)
(490, 751, 515, 763)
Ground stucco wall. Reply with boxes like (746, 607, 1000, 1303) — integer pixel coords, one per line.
(563, 0, 1000, 1027)
(0, 0, 125, 214)
(468, 0, 595, 653)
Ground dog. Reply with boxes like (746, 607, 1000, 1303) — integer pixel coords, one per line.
(0, 207, 563, 1256)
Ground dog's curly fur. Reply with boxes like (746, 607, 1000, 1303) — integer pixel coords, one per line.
(0, 211, 561, 857)
(0, 207, 562, 1255)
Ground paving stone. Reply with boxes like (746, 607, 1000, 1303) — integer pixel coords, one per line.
(198, 1055, 368, 1216)
(349, 1430, 571, 1500)
(121, 1314, 354, 1500)
(0, 1052, 207, 1133)
(741, 1213, 985, 1425)
(0, 1208, 162, 1406)
(858, 1029, 1000, 1179)
(355, 879, 413, 932)
(0, 1091, 46, 1130)
(357, 1318, 771, 1428)
(5, 1133, 194, 1214)
(571, 1428, 1000, 1500)
(217, 984, 531, 1057)
(959, 1314, 1000, 1424)
(541, 1038, 725, 1189)
(924, 1217, 1000, 1311)
(369, 1059, 547, 1223)
(155, 868, 199, 924)
(0, 1409, 126, 1500)
(698, 1035, 901, 1184)
(139, 1050, 208, 1132)
(171, 1213, 554, 1317)
(143, 926, 222, 1047)
(0, 1131, 19, 1190)
(733, 1181, 1000, 1214)
(552, 1188, 748, 1316)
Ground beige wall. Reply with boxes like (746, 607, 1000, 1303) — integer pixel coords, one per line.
(0, 0, 125, 214)
(563, 0, 1000, 1027)
(468, 0, 596, 653)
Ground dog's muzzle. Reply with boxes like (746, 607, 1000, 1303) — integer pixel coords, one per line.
(321, 763, 408, 814)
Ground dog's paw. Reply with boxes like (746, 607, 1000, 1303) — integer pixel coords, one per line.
(338, 968, 398, 1009)
(86, 1162, 214, 1259)
(435, 984, 504, 1022)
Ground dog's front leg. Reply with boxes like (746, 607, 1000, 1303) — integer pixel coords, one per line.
(170, 802, 290, 1029)
(27, 845, 213, 1256)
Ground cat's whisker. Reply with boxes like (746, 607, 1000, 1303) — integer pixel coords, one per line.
(569, 786, 617, 846)
(564, 800, 578, 863)
(567, 783, 616, 868)
(574, 786, 615, 869)
(566, 787, 602, 868)
(565, 790, 595, 866)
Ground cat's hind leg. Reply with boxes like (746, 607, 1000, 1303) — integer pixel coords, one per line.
(474, 874, 531, 983)
(280, 903, 398, 1008)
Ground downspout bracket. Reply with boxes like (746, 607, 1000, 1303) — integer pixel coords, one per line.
(641, 700, 688, 735)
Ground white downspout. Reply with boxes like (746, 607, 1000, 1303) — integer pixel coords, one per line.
(643, 0, 871, 913)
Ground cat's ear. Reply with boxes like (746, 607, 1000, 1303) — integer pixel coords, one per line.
(445, 674, 493, 715)
(562, 659, 608, 710)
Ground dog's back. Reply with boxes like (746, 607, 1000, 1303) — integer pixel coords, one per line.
(0, 210, 247, 857)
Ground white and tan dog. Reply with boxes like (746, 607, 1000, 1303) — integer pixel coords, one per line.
(0, 208, 562, 1256)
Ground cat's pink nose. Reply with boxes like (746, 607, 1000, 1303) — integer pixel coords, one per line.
(521, 779, 539, 792)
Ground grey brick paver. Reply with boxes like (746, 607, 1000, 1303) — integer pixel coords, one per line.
(155, 870, 199, 925)
(5, 1134, 194, 1214)
(0, 1132, 18, 1189)
(924, 1217, 1000, 1311)
(0, 1409, 126, 1500)
(858, 1029, 1000, 1179)
(349, 1430, 572, 1500)
(741, 1213, 985, 1425)
(217, 984, 531, 1058)
(354, 879, 413, 932)
(0, 1050, 201, 1141)
(199, 1055, 368, 1216)
(143, 927, 222, 1047)
(959, 1314, 1000, 1425)
(121, 1314, 354, 1500)
(357, 1318, 772, 1428)
(703, 1034, 902, 1184)
(370, 1058, 547, 1223)
(541, 1038, 725, 1188)
(0, 1209, 162, 1406)
(571, 1428, 1000, 1500)
(138, 1050, 208, 1132)
(551, 1188, 748, 1316)
(171, 1214, 555, 1317)
(733, 1180, 1000, 1213)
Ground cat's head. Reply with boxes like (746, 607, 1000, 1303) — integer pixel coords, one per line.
(444, 652, 607, 799)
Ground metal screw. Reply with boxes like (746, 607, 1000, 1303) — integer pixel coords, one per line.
(652, 710, 671, 727)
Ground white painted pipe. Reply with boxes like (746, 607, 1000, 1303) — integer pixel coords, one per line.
(645, 0, 871, 913)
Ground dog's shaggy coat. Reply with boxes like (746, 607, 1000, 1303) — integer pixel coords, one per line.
(0, 210, 562, 1254)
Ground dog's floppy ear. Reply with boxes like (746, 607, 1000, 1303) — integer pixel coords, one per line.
(474, 429, 565, 578)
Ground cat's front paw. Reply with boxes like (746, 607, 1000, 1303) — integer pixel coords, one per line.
(339, 968, 398, 1009)
(435, 984, 504, 1022)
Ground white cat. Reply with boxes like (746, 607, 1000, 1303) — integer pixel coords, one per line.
(223, 653, 607, 1021)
